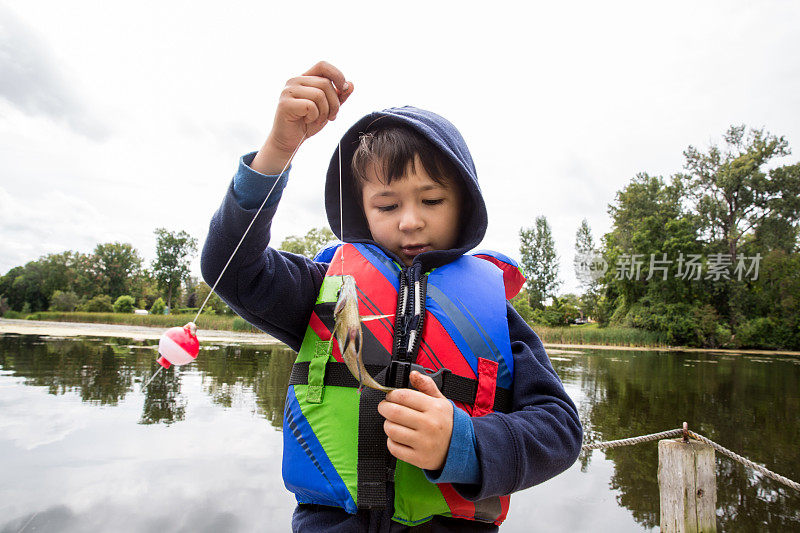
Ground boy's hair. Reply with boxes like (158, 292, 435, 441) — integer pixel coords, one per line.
(351, 125, 461, 190)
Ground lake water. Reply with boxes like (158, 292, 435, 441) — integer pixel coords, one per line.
(0, 333, 798, 532)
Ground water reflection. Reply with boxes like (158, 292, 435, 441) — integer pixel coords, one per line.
(549, 350, 800, 531)
(1, 334, 798, 531)
(0, 334, 296, 429)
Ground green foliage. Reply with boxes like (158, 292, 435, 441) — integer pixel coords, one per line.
(679, 126, 799, 258)
(510, 293, 533, 322)
(150, 297, 166, 315)
(49, 290, 79, 312)
(151, 228, 198, 309)
(113, 295, 136, 313)
(80, 295, 114, 313)
(94, 243, 142, 299)
(187, 281, 232, 315)
(233, 316, 259, 332)
(532, 324, 668, 346)
(574, 219, 602, 318)
(529, 296, 581, 327)
(519, 216, 560, 307)
(279, 227, 336, 258)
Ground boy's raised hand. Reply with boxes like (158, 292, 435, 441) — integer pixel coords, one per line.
(378, 371, 454, 471)
(251, 61, 353, 175)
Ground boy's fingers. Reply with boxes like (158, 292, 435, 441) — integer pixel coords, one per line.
(282, 85, 329, 123)
(378, 399, 423, 429)
(409, 371, 446, 399)
(340, 80, 354, 103)
(294, 76, 341, 120)
(385, 388, 439, 413)
(383, 419, 417, 446)
(386, 437, 416, 464)
(302, 61, 348, 95)
(281, 97, 319, 125)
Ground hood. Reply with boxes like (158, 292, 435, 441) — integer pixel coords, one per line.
(325, 106, 488, 269)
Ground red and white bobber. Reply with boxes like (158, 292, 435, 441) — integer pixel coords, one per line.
(157, 322, 200, 369)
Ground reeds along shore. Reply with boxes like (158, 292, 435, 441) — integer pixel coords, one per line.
(18, 312, 668, 348)
(19, 312, 263, 333)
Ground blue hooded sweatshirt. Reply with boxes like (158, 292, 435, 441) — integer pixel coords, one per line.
(201, 106, 582, 532)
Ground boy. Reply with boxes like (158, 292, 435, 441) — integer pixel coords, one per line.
(201, 62, 582, 532)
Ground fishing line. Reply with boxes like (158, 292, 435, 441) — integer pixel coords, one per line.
(141, 131, 307, 391)
(193, 133, 307, 324)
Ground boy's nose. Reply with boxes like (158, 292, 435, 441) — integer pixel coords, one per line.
(398, 207, 424, 232)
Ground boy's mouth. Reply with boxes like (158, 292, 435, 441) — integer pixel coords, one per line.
(400, 244, 430, 258)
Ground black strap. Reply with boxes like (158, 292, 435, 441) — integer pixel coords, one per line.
(357, 371, 390, 509)
(289, 361, 512, 413)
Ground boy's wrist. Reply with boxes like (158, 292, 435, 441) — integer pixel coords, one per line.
(250, 135, 296, 175)
(233, 152, 290, 210)
(423, 401, 480, 485)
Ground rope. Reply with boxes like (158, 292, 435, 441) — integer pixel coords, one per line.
(581, 429, 684, 450)
(686, 430, 800, 492)
(582, 427, 800, 492)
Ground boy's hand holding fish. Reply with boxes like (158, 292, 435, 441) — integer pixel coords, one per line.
(250, 61, 353, 175)
(379, 371, 454, 471)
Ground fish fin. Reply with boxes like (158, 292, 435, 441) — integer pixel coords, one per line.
(361, 314, 394, 323)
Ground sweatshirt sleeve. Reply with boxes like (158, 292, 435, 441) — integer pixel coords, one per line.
(200, 153, 328, 351)
(451, 302, 583, 500)
(424, 402, 480, 485)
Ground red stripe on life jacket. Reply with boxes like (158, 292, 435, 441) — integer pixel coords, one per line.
(498, 495, 510, 524)
(437, 483, 476, 522)
(473, 254, 526, 300)
(308, 311, 341, 363)
(417, 312, 477, 380)
(473, 358, 499, 417)
(327, 246, 398, 352)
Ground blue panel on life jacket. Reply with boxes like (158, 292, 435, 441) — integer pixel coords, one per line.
(426, 257, 513, 389)
(471, 249, 519, 268)
(282, 387, 356, 513)
(314, 241, 343, 263)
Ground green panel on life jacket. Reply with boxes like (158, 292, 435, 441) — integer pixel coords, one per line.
(392, 459, 449, 525)
(293, 275, 360, 506)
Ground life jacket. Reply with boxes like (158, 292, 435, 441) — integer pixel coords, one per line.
(282, 242, 526, 526)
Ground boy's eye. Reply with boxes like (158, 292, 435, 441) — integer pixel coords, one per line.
(377, 204, 397, 212)
(423, 198, 444, 206)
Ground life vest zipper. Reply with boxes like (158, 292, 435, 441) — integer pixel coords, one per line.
(391, 263, 428, 364)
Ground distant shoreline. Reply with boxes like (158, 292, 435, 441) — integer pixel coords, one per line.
(2, 318, 799, 356)
(0, 318, 281, 345)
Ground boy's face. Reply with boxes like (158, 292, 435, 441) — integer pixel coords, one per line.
(361, 156, 462, 266)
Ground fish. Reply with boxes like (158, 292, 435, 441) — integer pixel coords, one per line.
(332, 275, 396, 393)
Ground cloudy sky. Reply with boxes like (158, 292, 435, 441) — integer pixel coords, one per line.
(1, 0, 798, 293)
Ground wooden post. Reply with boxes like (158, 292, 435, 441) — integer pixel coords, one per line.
(658, 438, 717, 532)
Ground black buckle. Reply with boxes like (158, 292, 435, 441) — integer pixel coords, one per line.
(388, 360, 450, 391)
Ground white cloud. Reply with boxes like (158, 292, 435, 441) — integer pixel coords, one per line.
(0, 0, 798, 297)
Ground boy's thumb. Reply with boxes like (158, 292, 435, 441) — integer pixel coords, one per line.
(410, 371, 445, 399)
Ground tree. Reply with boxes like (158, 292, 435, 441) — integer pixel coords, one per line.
(150, 297, 166, 315)
(279, 227, 335, 257)
(113, 295, 136, 313)
(94, 242, 143, 299)
(151, 228, 197, 309)
(191, 281, 231, 315)
(574, 219, 602, 319)
(679, 125, 800, 261)
(80, 295, 114, 312)
(50, 290, 79, 312)
(519, 216, 560, 308)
